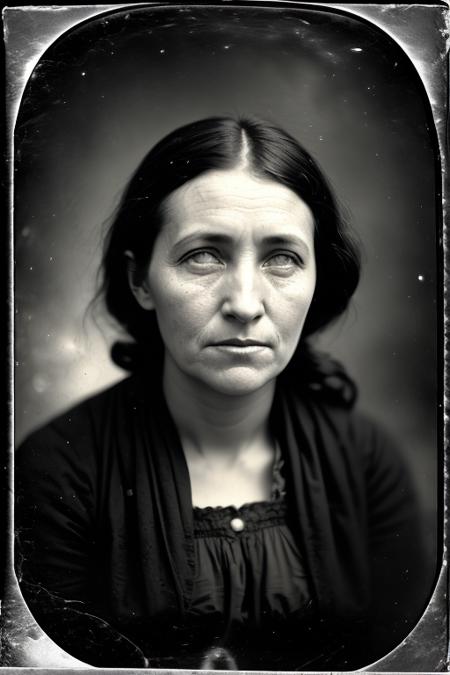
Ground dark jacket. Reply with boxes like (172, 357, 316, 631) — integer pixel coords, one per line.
(15, 373, 428, 668)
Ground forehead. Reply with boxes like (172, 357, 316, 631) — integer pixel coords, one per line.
(161, 169, 315, 239)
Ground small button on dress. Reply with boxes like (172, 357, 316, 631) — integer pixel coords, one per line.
(230, 517, 245, 532)
(191, 499, 312, 627)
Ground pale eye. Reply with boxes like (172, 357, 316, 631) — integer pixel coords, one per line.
(264, 253, 300, 268)
(183, 250, 223, 267)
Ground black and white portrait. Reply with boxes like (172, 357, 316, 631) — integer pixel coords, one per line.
(5, 3, 447, 671)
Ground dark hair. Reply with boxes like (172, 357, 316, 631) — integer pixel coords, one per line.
(100, 116, 361, 403)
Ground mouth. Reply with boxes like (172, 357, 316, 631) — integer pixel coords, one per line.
(208, 339, 272, 356)
(212, 338, 270, 348)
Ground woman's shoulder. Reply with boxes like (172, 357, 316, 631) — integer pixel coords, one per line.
(287, 382, 406, 475)
(316, 397, 414, 503)
(15, 375, 137, 467)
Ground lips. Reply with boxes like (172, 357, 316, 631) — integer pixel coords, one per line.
(212, 338, 270, 347)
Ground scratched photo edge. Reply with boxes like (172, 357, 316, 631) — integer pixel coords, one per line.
(2, 2, 449, 672)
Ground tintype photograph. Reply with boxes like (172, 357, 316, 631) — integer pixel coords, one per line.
(4, 2, 448, 671)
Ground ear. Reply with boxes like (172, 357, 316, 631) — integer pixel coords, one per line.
(124, 250, 155, 311)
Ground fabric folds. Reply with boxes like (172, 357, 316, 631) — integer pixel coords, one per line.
(14, 372, 428, 668)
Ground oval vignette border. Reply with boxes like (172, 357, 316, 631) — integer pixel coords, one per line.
(3, 2, 449, 672)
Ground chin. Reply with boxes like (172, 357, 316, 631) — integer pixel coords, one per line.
(196, 366, 279, 397)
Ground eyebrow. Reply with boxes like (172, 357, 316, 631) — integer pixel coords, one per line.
(171, 232, 312, 258)
(263, 235, 311, 254)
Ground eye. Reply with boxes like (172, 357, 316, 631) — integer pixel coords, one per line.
(182, 249, 224, 269)
(263, 252, 302, 269)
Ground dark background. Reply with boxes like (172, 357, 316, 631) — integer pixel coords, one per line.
(14, 3, 438, 600)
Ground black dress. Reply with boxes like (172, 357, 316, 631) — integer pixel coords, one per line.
(163, 447, 320, 671)
(14, 372, 429, 669)
(189, 499, 317, 671)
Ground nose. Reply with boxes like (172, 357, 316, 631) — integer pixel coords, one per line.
(221, 261, 265, 323)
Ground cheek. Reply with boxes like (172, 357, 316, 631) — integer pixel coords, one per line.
(151, 278, 213, 336)
(280, 305, 309, 339)
(276, 282, 316, 338)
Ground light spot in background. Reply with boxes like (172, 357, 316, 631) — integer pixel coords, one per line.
(33, 374, 49, 394)
(59, 337, 84, 356)
(418, 274, 424, 282)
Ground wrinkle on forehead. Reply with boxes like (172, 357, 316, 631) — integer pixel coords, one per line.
(165, 165, 309, 210)
(160, 169, 315, 252)
(164, 172, 314, 224)
(163, 169, 314, 222)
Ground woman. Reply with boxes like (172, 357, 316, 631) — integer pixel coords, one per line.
(15, 117, 427, 670)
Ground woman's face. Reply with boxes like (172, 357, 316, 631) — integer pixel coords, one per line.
(133, 168, 316, 396)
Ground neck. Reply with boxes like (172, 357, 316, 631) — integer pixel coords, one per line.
(162, 358, 276, 461)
